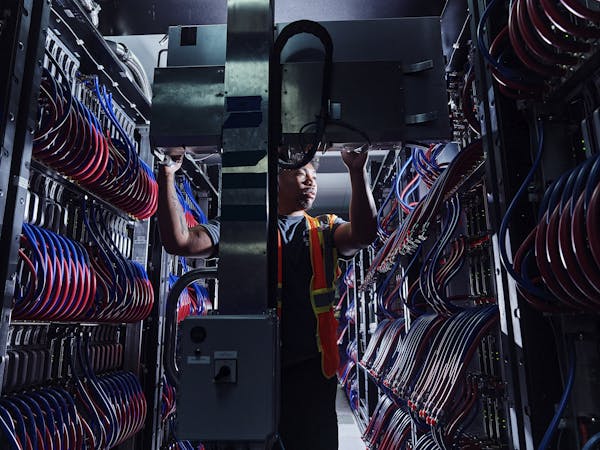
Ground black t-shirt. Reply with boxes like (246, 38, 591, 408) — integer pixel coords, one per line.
(278, 214, 344, 367)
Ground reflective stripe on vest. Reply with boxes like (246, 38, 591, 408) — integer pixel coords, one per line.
(276, 213, 340, 378)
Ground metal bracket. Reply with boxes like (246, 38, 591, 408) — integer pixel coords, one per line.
(402, 59, 434, 74)
(405, 111, 438, 124)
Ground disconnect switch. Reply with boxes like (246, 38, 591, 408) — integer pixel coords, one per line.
(214, 355, 237, 383)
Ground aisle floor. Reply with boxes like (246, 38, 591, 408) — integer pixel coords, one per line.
(337, 387, 366, 450)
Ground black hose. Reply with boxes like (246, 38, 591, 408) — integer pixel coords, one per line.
(269, 20, 334, 169)
(164, 267, 218, 389)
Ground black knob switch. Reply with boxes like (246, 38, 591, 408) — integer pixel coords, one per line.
(190, 326, 207, 343)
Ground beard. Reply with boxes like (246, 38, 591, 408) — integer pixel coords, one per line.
(298, 196, 315, 210)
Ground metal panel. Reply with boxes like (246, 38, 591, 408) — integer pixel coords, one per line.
(150, 66, 225, 148)
(277, 18, 451, 140)
(167, 24, 228, 67)
(218, 0, 274, 315)
(281, 61, 405, 143)
(176, 315, 279, 441)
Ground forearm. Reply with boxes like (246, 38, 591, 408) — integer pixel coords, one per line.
(348, 167, 377, 245)
(157, 171, 191, 254)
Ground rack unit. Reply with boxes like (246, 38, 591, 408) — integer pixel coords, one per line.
(0, 1, 155, 448)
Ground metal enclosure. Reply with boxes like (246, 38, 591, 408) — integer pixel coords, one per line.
(176, 315, 279, 441)
(150, 17, 451, 151)
(281, 61, 405, 143)
(151, 66, 225, 148)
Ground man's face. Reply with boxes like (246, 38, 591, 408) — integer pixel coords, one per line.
(278, 163, 318, 211)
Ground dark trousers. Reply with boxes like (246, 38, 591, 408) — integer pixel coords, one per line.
(277, 357, 338, 450)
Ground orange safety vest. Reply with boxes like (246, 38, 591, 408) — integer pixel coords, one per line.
(277, 213, 341, 378)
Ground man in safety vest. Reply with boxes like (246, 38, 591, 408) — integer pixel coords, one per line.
(158, 148, 377, 450)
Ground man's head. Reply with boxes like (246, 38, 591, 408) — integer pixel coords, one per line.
(278, 162, 317, 215)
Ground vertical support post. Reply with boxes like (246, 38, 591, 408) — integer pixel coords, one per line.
(124, 126, 153, 377)
(0, 0, 48, 392)
(467, 0, 530, 447)
(218, 0, 275, 315)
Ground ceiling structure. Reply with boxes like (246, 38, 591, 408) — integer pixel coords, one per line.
(98, 0, 447, 36)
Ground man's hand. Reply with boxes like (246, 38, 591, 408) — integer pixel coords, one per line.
(158, 154, 184, 178)
(341, 144, 369, 173)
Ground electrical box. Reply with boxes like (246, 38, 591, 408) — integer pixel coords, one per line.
(176, 314, 279, 442)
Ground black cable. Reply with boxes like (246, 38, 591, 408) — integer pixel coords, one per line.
(164, 267, 218, 388)
(270, 20, 333, 169)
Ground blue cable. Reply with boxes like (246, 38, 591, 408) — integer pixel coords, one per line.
(582, 432, 600, 450)
(585, 155, 600, 209)
(92, 78, 137, 185)
(0, 401, 22, 450)
(11, 397, 39, 450)
(80, 335, 120, 446)
(429, 198, 464, 309)
(32, 392, 59, 445)
(571, 156, 597, 215)
(499, 120, 554, 302)
(538, 338, 576, 450)
(395, 157, 416, 211)
(412, 148, 437, 181)
(38, 390, 65, 450)
(377, 258, 402, 318)
(183, 178, 208, 224)
(377, 175, 398, 237)
(476, 0, 535, 83)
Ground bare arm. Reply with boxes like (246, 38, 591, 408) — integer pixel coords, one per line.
(334, 149, 378, 256)
(157, 158, 216, 257)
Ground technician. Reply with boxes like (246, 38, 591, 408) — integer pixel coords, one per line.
(157, 148, 377, 450)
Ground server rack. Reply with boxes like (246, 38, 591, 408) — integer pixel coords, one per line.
(339, 0, 600, 446)
(0, 1, 155, 448)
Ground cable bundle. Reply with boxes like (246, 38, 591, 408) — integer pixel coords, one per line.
(417, 196, 467, 316)
(177, 178, 208, 227)
(0, 386, 83, 450)
(375, 407, 412, 450)
(70, 334, 146, 449)
(383, 314, 443, 397)
(359, 319, 393, 370)
(509, 153, 600, 311)
(360, 319, 405, 380)
(501, 121, 600, 312)
(414, 432, 438, 449)
(169, 268, 210, 323)
(377, 179, 399, 240)
(362, 396, 412, 450)
(344, 372, 359, 412)
(34, 66, 157, 220)
(169, 179, 212, 321)
(407, 306, 498, 430)
(15, 222, 98, 321)
(96, 372, 146, 447)
(365, 140, 483, 287)
(376, 144, 448, 241)
(82, 200, 154, 322)
(476, 0, 598, 99)
(337, 359, 356, 387)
